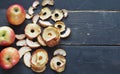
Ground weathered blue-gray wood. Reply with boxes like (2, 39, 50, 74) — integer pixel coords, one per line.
(61, 11, 120, 45)
(0, 0, 120, 74)
(1, 10, 120, 45)
(1, 46, 120, 74)
(0, 0, 120, 10)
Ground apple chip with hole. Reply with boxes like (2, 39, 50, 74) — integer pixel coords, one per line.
(50, 55, 66, 72)
(42, 26, 60, 47)
(51, 9, 64, 22)
(30, 49, 48, 72)
(25, 23, 41, 39)
(54, 21, 66, 33)
(39, 7, 51, 20)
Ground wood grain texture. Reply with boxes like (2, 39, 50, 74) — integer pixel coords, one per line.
(0, 0, 120, 73)
(0, 0, 120, 10)
(1, 10, 120, 45)
(61, 11, 120, 45)
(0, 10, 120, 74)
(1, 46, 120, 74)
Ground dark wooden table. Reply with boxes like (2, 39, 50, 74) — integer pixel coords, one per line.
(1, 0, 120, 74)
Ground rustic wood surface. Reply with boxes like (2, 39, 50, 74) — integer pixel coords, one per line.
(0, 0, 120, 74)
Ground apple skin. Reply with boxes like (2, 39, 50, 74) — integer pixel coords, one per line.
(0, 47, 20, 69)
(6, 4, 26, 25)
(0, 26, 15, 46)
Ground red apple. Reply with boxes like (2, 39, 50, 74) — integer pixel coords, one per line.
(0, 26, 15, 46)
(6, 4, 26, 25)
(0, 47, 20, 69)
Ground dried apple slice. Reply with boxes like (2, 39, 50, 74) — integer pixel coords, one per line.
(54, 49, 66, 57)
(23, 52, 31, 68)
(28, 6, 34, 15)
(26, 38, 40, 48)
(50, 55, 66, 72)
(37, 35, 46, 46)
(62, 9, 68, 18)
(60, 27, 71, 38)
(32, 0, 40, 9)
(31, 66, 46, 73)
(42, 0, 54, 6)
(54, 21, 66, 32)
(25, 23, 41, 39)
(30, 49, 48, 72)
(38, 20, 53, 27)
(51, 9, 64, 22)
(42, 26, 60, 47)
(26, 13, 33, 19)
(31, 49, 48, 66)
(39, 7, 51, 20)
(16, 40, 27, 46)
(32, 14, 39, 24)
(15, 34, 26, 40)
(18, 46, 32, 58)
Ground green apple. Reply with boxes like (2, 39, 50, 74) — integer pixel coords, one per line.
(0, 26, 15, 46)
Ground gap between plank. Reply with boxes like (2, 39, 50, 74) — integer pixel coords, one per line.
(68, 10, 120, 13)
(60, 43, 120, 46)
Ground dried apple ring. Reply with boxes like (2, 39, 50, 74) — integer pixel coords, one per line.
(54, 21, 66, 32)
(30, 49, 48, 72)
(51, 9, 64, 22)
(50, 55, 66, 72)
(39, 7, 51, 20)
(42, 26, 60, 47)
(25, 23, 41, 39)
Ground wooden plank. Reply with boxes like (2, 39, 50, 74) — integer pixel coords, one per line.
(61, 11, 120, 45)
(1, 46, 120, 74)
(1, 10, 120, 45)
(0, 0, 120, 74)
(0, 0, 120, 10)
